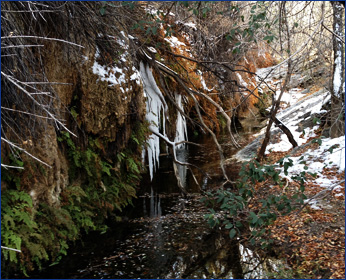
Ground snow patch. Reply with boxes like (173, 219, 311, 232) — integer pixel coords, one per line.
(333, 50, 343, 97)
(164, 36, 186, 48)
(278, 135, 345, 185)
(176, 20, 197, 30)
(197, 70, 214, 92)
(236, 73, 248, 88)
(92, 60, 126, 87)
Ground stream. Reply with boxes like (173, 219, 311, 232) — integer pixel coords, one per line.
(34, 129, 283, 279)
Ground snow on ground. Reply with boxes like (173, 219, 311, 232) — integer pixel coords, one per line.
(274, 130, 345, 210)
(265, 90, 330, 154)
(254, 65, 345, 209)
(274, 88, 305, 108)
(164, 36, 186, 48)
(279, 135, 345, 180)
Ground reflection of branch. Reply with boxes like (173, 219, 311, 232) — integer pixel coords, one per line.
(189, 92, 230, 182)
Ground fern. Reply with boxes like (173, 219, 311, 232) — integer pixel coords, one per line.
(127, 157, 140, 174)
(101, 160, 112, 176)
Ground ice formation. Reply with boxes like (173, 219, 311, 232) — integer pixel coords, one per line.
(140, 62, 168, 180)
(174, 93, 188, 187)
(174, 93, 188, 146)
(139, 62, 189, 182)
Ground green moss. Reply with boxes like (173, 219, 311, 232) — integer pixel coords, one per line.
(217, 114, 227, 130)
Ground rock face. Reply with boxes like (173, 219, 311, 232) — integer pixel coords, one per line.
(1, 4, 277, 209)
(8, 36, 146, 207)
(1, 11, 150, 272)
(21, 127, 69, 207)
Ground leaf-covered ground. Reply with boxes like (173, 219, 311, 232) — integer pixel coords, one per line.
(244, 68, 345, 278)
(263, 149, 345, 278)
(252, 122, 344, 278)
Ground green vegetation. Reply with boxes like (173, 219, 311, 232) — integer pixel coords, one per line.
(265, 262, 305, 279)
(202, 157, 308, 248)
(1, 122, 148, 277)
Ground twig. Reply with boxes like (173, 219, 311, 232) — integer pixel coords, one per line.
(322, 22, 345, 44)
(1, 164, 25, 170)
(1, 35, 84, 48)
(2, 10, 59, 13)
(1, 137, 51, 168)
(1, 44, 44, 49)
(1, 246, 21, 253)
(1, 106, 63, 121)
(1, 72, 76, 137)
(296, 179, 345, 215)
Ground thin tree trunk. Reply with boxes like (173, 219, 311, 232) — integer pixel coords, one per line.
(257, 2, 294, 162)
(330, 1, 345, 138)
(272, 116, 298, 147)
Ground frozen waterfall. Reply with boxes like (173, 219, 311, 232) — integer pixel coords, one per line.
(140, 62, 167, 180)
(140, 62, 188, 184)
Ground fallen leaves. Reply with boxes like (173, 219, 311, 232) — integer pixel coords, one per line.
(259, 137, 346, 279)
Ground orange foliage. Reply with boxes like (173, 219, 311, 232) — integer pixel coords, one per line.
(155, 15, 277, 130)
(235, 45, 277, 119)
(156, 21, 221, 132)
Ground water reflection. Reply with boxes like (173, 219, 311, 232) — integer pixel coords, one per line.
(32, 131, 285, 279)
(176, 146, 188, 189)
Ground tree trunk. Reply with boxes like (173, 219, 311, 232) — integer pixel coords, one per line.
(257, 2, 294, 162)
(330, 1, 345, 138)
(272, 116, 298, 147)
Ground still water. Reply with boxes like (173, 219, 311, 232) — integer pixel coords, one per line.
(34, 131, 282, 279)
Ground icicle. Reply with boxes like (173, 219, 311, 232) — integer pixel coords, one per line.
(174, 93, 188, 188)
(174, 93, 188, 147)
(139, 63, 189, 184)
(139, 62, 167, 180)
